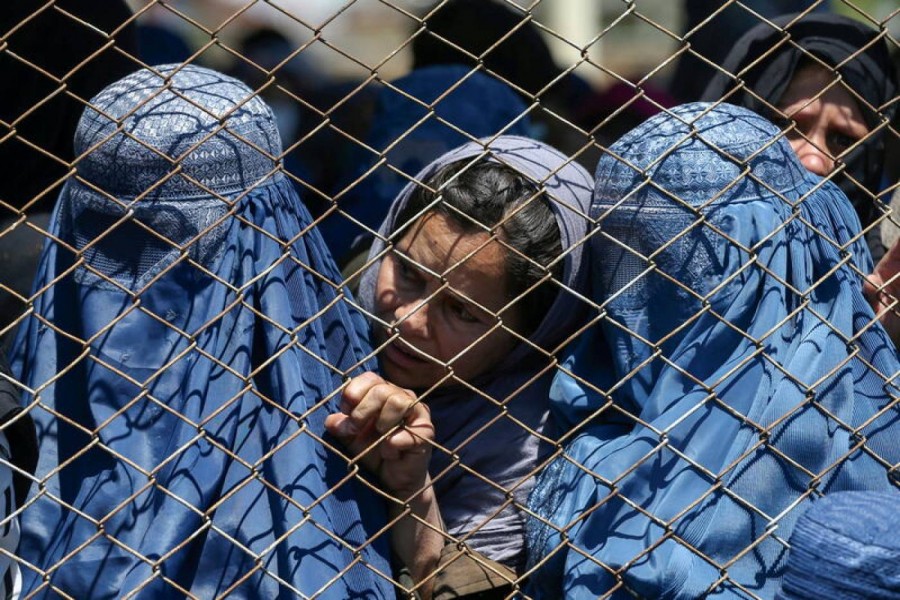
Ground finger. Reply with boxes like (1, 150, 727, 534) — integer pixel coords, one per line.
(344, 382, 397, 434)
(324, 412, 384, 472)
(383, 428, 431, 456)
(872, 240, 900, 295)
(399, 402, 434, 441)
(347, 383, 416, 432)
(863, 275, 882, 311)
(341, 371, 384, 412)
(381, 429, 431, 460)
(382, 404, 435, 456)
(324, 413, 357, 442)
(374, 388, 421, 434)
(878, 239, 900, 270)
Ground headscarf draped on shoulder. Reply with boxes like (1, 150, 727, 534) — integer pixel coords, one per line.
(358, 135, 593, 570)
(701, 13, 898, 230)
(10, 64, 393, 599)
(527, 103, 900, 599)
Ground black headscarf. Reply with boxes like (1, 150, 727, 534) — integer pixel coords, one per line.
(412, 0, 560, 97)
(701, 13, 897, 229)
(0, 354, 36, 508)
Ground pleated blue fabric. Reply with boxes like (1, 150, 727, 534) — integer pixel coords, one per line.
(10, 64, 393, 599)
(775, 490, 900, 599)
(526, 103, 900, 599)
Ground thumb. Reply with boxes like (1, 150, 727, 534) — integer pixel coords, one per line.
(324, 413, 380, 463)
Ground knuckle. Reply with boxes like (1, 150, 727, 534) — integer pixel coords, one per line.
(386, 390, 414, 411)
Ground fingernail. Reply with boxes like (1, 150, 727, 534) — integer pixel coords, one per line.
(338, 420, 358, 437)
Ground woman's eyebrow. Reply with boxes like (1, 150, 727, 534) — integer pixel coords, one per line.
(394, 248, 437, 279)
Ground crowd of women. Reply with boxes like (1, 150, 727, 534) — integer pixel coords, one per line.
(0, 2, 898, 599)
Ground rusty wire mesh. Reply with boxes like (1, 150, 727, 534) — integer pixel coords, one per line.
(1, 0, 899, 598)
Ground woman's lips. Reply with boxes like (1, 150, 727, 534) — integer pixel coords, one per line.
(382, 340, 428, 370)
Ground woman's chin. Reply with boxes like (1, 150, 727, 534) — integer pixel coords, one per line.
(378, 344, 436, 390)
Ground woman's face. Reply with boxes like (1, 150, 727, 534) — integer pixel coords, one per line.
(373, 211, 524, 391)
(777, 63, 870, 177)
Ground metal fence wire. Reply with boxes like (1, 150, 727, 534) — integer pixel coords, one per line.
(1, 0, 898, 598)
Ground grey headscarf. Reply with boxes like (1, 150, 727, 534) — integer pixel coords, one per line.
(358, 135, 593, 570)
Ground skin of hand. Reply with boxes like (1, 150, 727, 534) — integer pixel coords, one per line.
(864, 239, 900, 344)
(325, 371, 443, 598)
(325, 371, 434, 499)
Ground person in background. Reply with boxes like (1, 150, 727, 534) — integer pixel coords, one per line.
(774, 491, 900, 599)
(0, 0, 139, 346)
(527, 102, 900, 598)
(229, 26, 341, 195)
(411, 0, 594, 164)
(0, 355, 37, 598)
(670, 0, 830, 103)
(10, 64, 393, 599)
(323, 65, 533, 267)
(326, 136, 593, 598)
(701, 13, 898, 259)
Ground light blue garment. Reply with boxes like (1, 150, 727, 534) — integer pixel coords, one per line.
(527, 103, 900, 599)
(775, 490, 900, 599)
(321, 65, 533, 259)
(10, 64, 393, 599)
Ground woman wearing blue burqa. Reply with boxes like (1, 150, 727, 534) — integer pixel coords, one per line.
(10, 64, 393, 598)
(526, 103, 900, 598)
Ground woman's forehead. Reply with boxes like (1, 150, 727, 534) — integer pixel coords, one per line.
(396, 212, 510, 304)
(779, 64, 865, 119)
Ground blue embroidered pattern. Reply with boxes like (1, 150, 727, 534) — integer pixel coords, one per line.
(66, 64, 285, 290)
(74, 63, 282, 200)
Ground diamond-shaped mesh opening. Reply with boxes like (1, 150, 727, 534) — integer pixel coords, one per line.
(1, 1, 898, 599)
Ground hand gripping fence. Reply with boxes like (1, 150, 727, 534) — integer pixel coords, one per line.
(0, 2, 898, 599)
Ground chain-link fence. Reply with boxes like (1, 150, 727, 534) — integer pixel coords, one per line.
(1, 1, 898, 598)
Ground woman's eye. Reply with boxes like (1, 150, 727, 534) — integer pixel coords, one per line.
(396, 257, 420, 282)
(449, 300, 479, 323)
(827, 131, 858, 155)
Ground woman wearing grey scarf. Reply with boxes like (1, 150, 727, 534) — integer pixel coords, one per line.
(326, 136, 592, 595)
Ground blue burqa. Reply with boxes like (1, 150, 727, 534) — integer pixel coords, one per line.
(10, 64, 393, 598)
(526, 103, 900, 598)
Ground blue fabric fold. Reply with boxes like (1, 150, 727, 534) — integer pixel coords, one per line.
(775, 490, 900, 599)
(526, 102, 900, 599)
(10, 64, 393, 599)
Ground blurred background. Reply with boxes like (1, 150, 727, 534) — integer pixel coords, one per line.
(124, 0, 897, 84)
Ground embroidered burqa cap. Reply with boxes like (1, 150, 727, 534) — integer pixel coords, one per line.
(775, 491, 900, 599)
(527, 103, 900, 598)
(11, 64, 393, 598)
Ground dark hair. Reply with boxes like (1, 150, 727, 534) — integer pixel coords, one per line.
(394, 160, 562, 334)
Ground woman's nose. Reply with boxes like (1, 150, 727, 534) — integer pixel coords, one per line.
(394, 300, 430, 338)
(789, 136, 834, 177)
